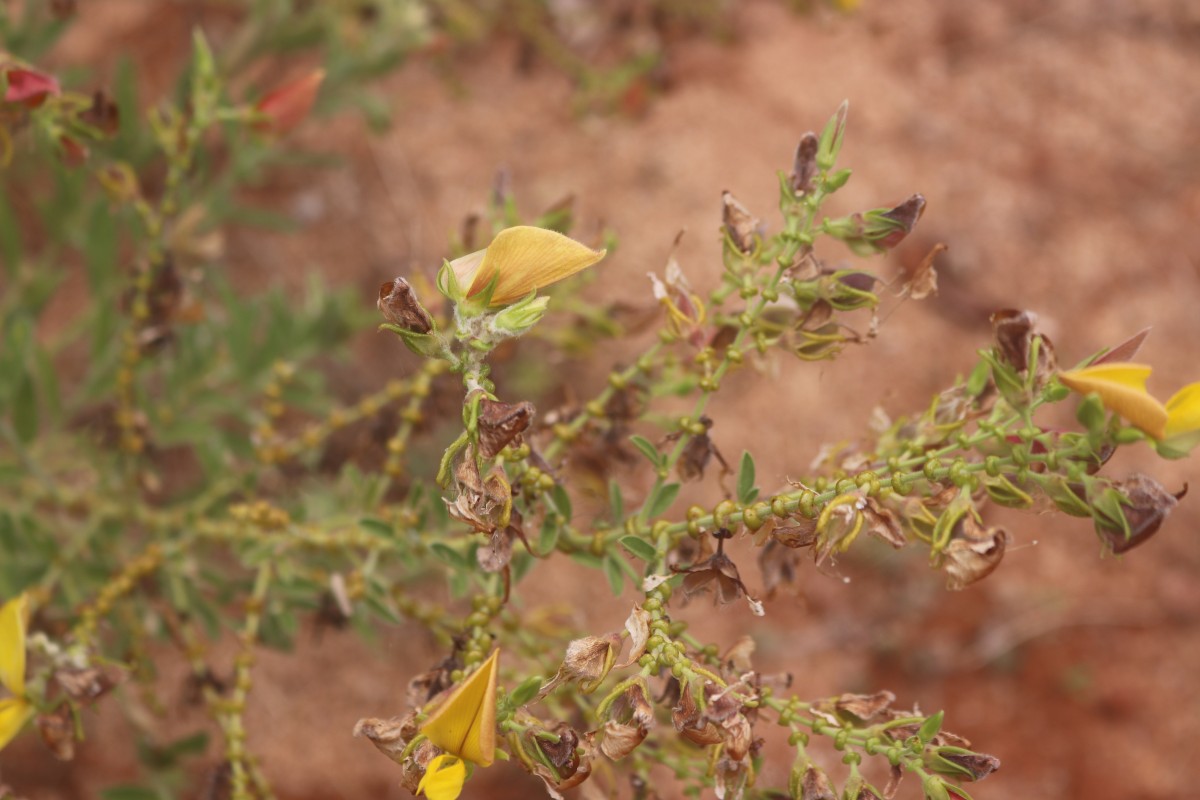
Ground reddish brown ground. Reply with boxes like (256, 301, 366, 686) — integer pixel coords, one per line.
(5, 2, 1200, 799)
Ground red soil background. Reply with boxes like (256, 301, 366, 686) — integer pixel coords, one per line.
(4, 2, 1200, 799)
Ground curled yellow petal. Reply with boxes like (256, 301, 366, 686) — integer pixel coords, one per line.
(420, 649, 499, 766)
(418, 754, 467, 800)
(1165, 381, 1200, 438)
(0, 593, 28, 697)
(460, 226, 606, 307)
(1059, 363, 1168, 439)
(0, 696, 34, 752)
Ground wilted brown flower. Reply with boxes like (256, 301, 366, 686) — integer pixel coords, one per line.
(1095, 473, 1185, 554)
(800, 766, 836, 800)
(790, 131, 820, 195)
(377, 277, 434, 334)
(931, 746, 1001, 782)
(990, 309, 1057, 385)
(667, 416, 728, 482)
(722, 191, 762, 253)
(600, 683, 654, 760)
(673, 530, 762, 614)
(832, 690, 896, 722)
(940, 514, 1008, 590)
(477, 397, 535, 459)
(672, 681, 723, 747)
(37, 706, 75, 761)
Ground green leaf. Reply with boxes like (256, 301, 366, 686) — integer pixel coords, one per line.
(548, 485, 573, 521)
(358, 517, 394, 539)
(619, 535, 657, 563)
(917, 710, 944, 745)
(965, 357, 990, 397)
(537, 515, 561, 555)
(608, 479, 625, 522)
(507, 676, 543, 707)
(736, 451, 756, 505)
(629, 435, 663, 468)
(101, 786, 162, 800)
(11, 372, 37, 443)
(430, 542, 465, 568)
(644, 482, 681, 520)
(602, 555, 624, 596)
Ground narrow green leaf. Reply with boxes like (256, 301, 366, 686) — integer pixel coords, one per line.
(507, 676, 544, 707)
(537, 516, 561, 555)
(644, 482, 681, 519)
(358, 517, 394, 539)
(430, 542, 465, 568)
(101, 786, 161, 800)
(629, 434, 663, 467)
(12, 373, 37, 443)
(736, 451, 756, 505)
(619, 535, 657, 563)
(602, 555, 624, 596)
(549, 485, 573, 521)
(918, 710, 945, 745)
(608, 479, 625, 522)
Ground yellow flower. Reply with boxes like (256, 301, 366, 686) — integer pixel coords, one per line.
(417, 754, 468, 800)
(1058, 362, 1200, 443)
(0, 593, 34, 752)
(449, 227, 606, 307)
(416, 649, 500, 799)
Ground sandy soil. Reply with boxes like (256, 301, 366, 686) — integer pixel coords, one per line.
(5, 1, 1200, 798)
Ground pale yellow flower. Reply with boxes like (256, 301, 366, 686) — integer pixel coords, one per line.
(450, 227, 605, 307)
(0, 593, 34, 752)
(417, 754, 468, 800)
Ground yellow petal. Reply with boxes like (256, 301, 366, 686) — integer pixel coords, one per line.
(468, 226, 606, 306)
(0, 697, 34, 752)
(417, 754, 467, 800)
(0, 593, 28, 696)
(1059, 363, 1168, 439)
(1165, 381, 1200, 438)
(420, 649, 499, 766)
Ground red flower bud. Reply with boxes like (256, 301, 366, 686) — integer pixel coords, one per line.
(254, 69, 325, 135)
(3, 66, 61, 109)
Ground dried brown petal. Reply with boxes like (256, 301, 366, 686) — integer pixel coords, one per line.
(883, 764, 904, 799)
(537, 723, 581, 776)
(559, 633, 621, 691)
(407, 662, 457, 708)
(722, 636, 755, 674)
(722, 191, 761, 253)
(599, 718, 647, 760)
(477, 397, 535, 459)
(942, 517, 1008, 590)
(834, 690, 895, 721)
(54, 666, 121, 704)
(714, 754, 749, 800)
(1094, 327, 1151, 366)
(863, 499, 906, 549)
(719, 713, 753, 761)
(903, 242, 945, 300)
(616, 605, 651, 668)
(477, 526, 514, 572)
(771, 519, 819, 549)
(353, 712, 420, 765)
(377, 277, 433, 334)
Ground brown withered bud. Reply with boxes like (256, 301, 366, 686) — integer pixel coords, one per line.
(558, 633, 621, 691)
(54, 666, 121, 705)
(37, 706, 76, 761)
(719, 713, 754, 761)
(406, 658, 459, 708)
(535, 723, 581, 777)
(990, 309, 1057, 383)
(771, 518, 819, 549)
(791, 132, 820, 195)
(477, 397, 535, 459)
(1096, 474, 1185, 554)
(832, 690, 896, 722)
(902, 242, 945, 301)
(672, 682, 723, 746)
(801, 766, 837, 800)
(942, 516, 1009, 590)
(670, 415, 729, 482)
(934, 748, 1001, 782)
(352, 712, 421, 766)
(530, 730, 595, 796)
(721, 191, 761, 253)
(877, 195, 926, 250)
(377, 277, 434, 334)
(80, 90, 120, 136)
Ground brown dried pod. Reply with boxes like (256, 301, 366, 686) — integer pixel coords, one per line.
(377, 277, 434, 334)
(721, 191, 761, 253)
(935, 748, 1001, 782)
(477, 397, 535, 459)
(537, 723, 581, 777)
